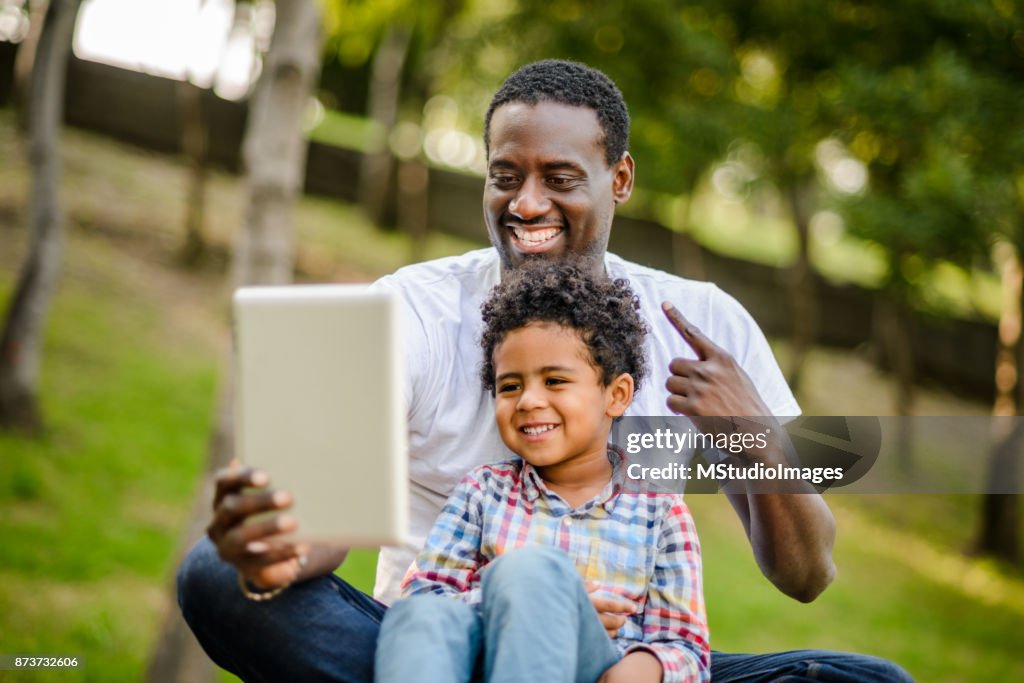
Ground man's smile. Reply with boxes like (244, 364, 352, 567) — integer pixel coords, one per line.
(508, 223, 565, 251)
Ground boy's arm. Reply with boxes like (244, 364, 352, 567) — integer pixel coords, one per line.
(628, 498, 711, 683)
(401, 472, 486, 603)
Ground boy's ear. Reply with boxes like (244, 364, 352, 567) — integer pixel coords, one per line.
(606, 373, 634, 418)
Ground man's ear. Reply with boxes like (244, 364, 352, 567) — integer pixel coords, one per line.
(612, 152, 635, 205)
(606, 372, 634, 418)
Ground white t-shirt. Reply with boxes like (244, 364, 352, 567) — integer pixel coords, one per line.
(369, 248, 799, 604)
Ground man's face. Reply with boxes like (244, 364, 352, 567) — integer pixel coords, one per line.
(484, 101, 634, 277)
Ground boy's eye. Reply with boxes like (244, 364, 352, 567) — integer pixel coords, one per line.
(545, 377, 567, 386)
(497, 382, 520, 393)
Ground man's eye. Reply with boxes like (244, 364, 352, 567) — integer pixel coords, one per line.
(490, 175, 519, 187)
(547, 176, 577, 188)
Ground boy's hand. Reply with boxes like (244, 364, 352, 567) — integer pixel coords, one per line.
(599, 651, 663, 682)
(206, 461, 308, 589)
(586, 581, 638, 637)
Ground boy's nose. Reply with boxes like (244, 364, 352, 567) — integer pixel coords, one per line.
(516, 385, 546, 411)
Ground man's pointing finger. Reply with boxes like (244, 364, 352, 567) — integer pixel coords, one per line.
(662, 301, 714, 359)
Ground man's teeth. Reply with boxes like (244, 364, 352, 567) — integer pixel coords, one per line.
(513, 227, 561, 245)
(523, 424, 556, 435)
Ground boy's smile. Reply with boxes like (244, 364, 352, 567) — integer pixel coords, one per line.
(492, 322, 632, 487)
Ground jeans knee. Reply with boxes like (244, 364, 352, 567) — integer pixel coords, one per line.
(387, 594, 464, 624)
(483, 545, 577, 598)
(804, 652, 915, 683)
(874, 659, 914, 683)
(382, 595, 475, 640)
(176, 536, 234, 622)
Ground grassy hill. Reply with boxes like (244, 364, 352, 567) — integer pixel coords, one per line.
(1, 111, 1022, 682)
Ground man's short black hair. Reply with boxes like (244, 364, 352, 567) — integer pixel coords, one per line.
(484, 59, 630, 166)
(480, 258, 648, 394)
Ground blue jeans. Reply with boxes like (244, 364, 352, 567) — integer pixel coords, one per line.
(177, 537, 913, 682)
(374, 547, 621, 683)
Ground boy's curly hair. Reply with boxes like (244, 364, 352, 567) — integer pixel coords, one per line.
(480, 259, 648, 394)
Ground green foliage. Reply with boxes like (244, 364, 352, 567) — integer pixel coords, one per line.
(0, 253, 218, 681)
(425, 0, 1022, 304)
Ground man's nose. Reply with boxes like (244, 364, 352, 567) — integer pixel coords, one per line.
(509, 178, 551, 219)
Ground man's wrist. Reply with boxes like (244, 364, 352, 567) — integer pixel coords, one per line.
(237, 572, 293, 602)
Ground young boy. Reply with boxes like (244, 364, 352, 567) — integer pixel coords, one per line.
(374, 261, 710, 683)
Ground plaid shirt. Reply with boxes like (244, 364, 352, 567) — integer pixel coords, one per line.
(402, 449, 710, 683)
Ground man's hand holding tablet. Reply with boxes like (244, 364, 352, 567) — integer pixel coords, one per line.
(206, 462, 313, 592)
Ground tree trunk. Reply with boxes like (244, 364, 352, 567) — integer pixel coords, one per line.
(144, 3, 323, 681)
(12, 0, 49, 133)
(178, 81, 209, 269)
(783, 179, 818, 393)
(671, 190, 705, 280)
(974, 242, 1022, 564)
(358, 22, 412, 228)
(397, 157, 429, 262)
(876, 278, 915, 474)
(0, 0, 79, 433)
(232, 0, 322, 286)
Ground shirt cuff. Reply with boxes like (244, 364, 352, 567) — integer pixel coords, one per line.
(624, 643, 706, 683)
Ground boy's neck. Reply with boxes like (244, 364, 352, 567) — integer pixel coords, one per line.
(535, 446, 614, 509)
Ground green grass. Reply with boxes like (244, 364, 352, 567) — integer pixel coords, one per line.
(0, 238, 218, 682)
(687, 493, 1024, 682)
(309, 108, 384, 153)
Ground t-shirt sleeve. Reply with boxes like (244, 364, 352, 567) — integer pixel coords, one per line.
(368, 276, 432, 423)
(627, 498, 710, 683)
(707, 285, 801, 418)
(400, 470, 485, 604)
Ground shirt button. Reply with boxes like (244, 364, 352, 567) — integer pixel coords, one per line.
(562, 517, 572, 526)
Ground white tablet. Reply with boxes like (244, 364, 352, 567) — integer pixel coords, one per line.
(233, 284, 407, 547)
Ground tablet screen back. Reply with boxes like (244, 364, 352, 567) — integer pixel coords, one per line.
(234, 285, 407, 547)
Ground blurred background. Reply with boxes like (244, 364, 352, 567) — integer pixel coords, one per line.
(0, 0, 1022, 681)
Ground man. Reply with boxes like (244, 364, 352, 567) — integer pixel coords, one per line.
(178, 60, 912, 682)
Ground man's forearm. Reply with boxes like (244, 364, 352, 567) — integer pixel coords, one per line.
(729, 489, 836, 602)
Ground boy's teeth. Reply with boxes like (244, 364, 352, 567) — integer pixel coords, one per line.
(513, 227, 561, 245)
(523, 424, 556, 435)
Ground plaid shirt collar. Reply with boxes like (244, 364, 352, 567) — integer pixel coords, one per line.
(519, 446, 627, 512)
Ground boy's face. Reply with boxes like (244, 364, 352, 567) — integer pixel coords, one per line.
(492, 322, 632, 471)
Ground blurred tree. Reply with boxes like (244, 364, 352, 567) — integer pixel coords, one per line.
(0, 0, 80, 432)
(961, 6, 1024, 564)
(232, 0, 322, 285)
(177, 0, 260, 269)
(722, 0, 902, 391)
(145, 2, 324, 680)
(823, 0, 1020, 560)
(178, 78, 210, 268)
(321, 0, 466, 229)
